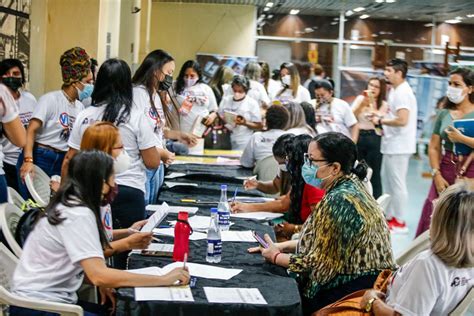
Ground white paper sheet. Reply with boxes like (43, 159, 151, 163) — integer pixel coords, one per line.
(162, 262, 242, 280)
(135, 286, 194, 302)
(204, 287, 267, 305)
(166, 182, 199, 188)
(164, 172, 186, 179)
(152, 227, 207, 240)
(127, 266, 164, 276)
(231, 196, 275, 203)
(146, 204, 199, 215)
(168, 216, 233, 232)
(221, 230, 256, 242)
(130, 243, 174, 254)
(141, 203, 169, 232)
(230, 212, 284, 221)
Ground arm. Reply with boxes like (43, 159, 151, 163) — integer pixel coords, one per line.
(428, 134, 449, 193)
(140, 147, 161, 169)
(244, 177, 281, 194)
(351, 95, 366, 118)
(103, 232, 152, 258)
(3, 117, 26, 147)
(445, 126, 474, 147)
(350, 123, 359, 143)
(157, 147, 175, 164)
(379, 108, 409, 127)
(61, 148, 79, 179)
(20, 118, 43, 178)
(231, 193, 290, 213)
(360, 290, 401, 316)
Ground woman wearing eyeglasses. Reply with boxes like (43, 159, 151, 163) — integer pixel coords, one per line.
(249, 132, 395, 315)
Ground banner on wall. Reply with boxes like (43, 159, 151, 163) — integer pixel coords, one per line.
(196, 53, 258, 83)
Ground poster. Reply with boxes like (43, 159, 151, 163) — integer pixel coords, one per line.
(196, 53, 258, 83)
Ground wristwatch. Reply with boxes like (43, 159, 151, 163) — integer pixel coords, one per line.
(431, 168, 440, 177)
(365, 297, 377, 312)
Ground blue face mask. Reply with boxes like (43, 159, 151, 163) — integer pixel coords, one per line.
(301, 162, 331, 188)
(76, 83, 94, 101)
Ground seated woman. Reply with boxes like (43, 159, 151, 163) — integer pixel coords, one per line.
(285, 102, 317, 136)
(249, 132, 395, 315)
(11, 151, 189, 315)
(360, 180, 474, 315)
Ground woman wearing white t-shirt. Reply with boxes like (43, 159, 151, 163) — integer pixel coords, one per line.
(312, 79, 359, 142)
(11, 151, 189, 315)
(285, 102, 316, 136)
(272, 62, 311, 104)
(19, 47, 93, 186)
(242, 62, 270, 109)
(218, 75, 263, 150)
(360, 180, 473, 315)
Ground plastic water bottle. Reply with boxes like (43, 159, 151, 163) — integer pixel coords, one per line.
(206, 208, 222, 263)
(173, 212, 191, 262)
(217, 185, 231, 231)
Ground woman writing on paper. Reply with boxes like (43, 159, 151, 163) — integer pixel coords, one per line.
(416, 67, 474, 236)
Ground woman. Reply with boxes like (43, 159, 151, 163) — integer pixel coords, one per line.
(175, 60, 218, 135)
(208, 65, 234, 105)
(313, 79, 359, 142)
(285, 102, 316, 136)
(352, 77, 388, 198)
(11, 151, 189, 315)
(360, 180, 473, 315)
(249, 132, 395, 315)
(416, 67, 474, 237)
(272, 62, 311, 104)
(64, 58, 160, 232)
(19, 47, 92, 184)
(132, 49, 180, 205)
(241, 62, 270, 109)
(300, 101, 317, 132)
(0, 58, 35, 192)
(258, 61, 280, 99)
(218, 75, 263, 150)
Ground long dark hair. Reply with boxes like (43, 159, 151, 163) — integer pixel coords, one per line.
(46, 150, 114, 249)
(300, 101, 317, 131)
(175, 60, 202, 95)
(92, 58, 132, 126)
(445, 67, 474, 109)
(286, 134, 312, 224)
(368, 76, 386, 110)
(0, 58, 26, 84)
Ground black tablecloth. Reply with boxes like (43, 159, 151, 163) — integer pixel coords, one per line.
(167, 163, 253, 181)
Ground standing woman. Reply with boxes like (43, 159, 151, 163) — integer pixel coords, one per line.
(259, 61, 284, 100)
(352, 77, 388, 198)
(0, 58, 36, 192)
(416, 67, 474, 236)
(208, 65, 234, 105)
(273, 62, 311, 104)
(19, 47, 92, 181)
(241, 62, 270, 110)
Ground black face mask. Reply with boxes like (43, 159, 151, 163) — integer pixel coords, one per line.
(158, 74, 173, 91)
(2, 77, 23, 91)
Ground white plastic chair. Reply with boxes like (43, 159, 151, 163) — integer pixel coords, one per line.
(396, 230, 430, 266)
(377, 194, 391, 214)
(449, 287, 473, 315)
(7, 188, 26, 211)
(361, 167, 373, 196)
(0, 203, 23, 258)
(0, 243, 83, 316)
(24, 165, 51, 207)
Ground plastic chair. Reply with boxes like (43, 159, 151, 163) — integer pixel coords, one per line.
(449, 287, 473, 315)
(0, 243, 83, 316)
(24, 165, 51, 207)
(396, 230, 430, 266)
(376, 194, 391, 214)
(0, 203, 23, 258)
(7, 188, 25, 211)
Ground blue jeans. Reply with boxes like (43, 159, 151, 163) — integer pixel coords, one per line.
(145, 164, 164, 205)
(0, 175, 8, 203)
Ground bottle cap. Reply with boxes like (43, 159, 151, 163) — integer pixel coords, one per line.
(220, 184, 227, 190)
(210, 207, 218, 213)
(178, 211, 189, 220)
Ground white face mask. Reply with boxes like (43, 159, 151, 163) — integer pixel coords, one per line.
(184, 78, 198, 88)
(233, 92, 245, 100)
(282, 75, 291, 86)
(279, 163, 287, 172)
(446, 86, 465, 104)
(114, 150, 131, 174)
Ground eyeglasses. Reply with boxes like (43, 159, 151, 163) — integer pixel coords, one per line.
(113, 145, 124, 150)
(303, 153, 326, 166)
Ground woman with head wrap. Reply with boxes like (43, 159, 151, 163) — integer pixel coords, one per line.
(19, 47, 92, 192)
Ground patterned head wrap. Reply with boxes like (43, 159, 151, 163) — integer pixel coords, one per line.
(60, 47, 91, 85)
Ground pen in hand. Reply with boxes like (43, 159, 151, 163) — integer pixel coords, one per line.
(232, 187, 238, 203)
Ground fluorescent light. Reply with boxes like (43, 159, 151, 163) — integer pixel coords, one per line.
(445, 19, 461, 24)
(424, 23, 434, 27)
(455, 16, 464, 20)
(386, 0, 396, 2)
(360, 14, 370, 19)
(263, 7, 270, 11)
(375, 0, 384, 3)
(345, 10, 354, 16)
(354, 7, 365, 12)
(467, 14, 474, 18)
(266, 2, 274, 7)
(290, 9, 300, 15)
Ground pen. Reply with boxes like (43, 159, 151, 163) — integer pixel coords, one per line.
(129, 228, 163, 243)
(232, 187, 238, 203)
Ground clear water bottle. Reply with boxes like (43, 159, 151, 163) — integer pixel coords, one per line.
(217, 185, 231, 231)
(206, 208, 222, 263)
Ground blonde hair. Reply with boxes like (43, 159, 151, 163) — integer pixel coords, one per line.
(430, 180, 474, 268)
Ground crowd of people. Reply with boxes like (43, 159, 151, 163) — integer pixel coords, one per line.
(0, 46, 472, 315)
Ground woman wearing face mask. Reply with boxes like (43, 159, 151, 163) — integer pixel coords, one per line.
(175, 60, 218, 135)
(312, 79, 359, 143)
(416, 67, 474, 237)
(218, 75, 263, 150)
(0, 58, 36, 192)
(272, 62, 311, 105)
(248, 132, 395, 315)
(19, 47, 92, 186)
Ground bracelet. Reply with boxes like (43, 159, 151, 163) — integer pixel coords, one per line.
(272, 251, 281, 264)
(24, 157, 33, 163)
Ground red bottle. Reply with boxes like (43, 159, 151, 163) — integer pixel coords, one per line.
(173, 212, 191, 261)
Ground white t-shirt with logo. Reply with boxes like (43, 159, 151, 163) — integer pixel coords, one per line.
(177, 83, 217, 133)
(101, 204, 114, 242)
(12, 203, 105, 304)
(218, 95, 262, 150)
(0, 84, 20, 175)
(224, 80, 270, 108)
(271, 84, 311, 104)
(240, 129, 286, 168)
(32, 90, 84, 152)
(133, 85, 165, 148)
(381, 81, 418, 154)
(315, 98, 357, 138)
(2, 91, 36, 165)
(386, 249, 473, 316)
(267, 79, 282, 100)
(68, 104, 159, 193)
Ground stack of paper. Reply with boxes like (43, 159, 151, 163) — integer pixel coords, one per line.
(230, 212, 284, 221)
(204, 287, 267, 305)
(130, 243, 174, 254)
(153, 227, 207, 240)
(135, 286, 194, 302)
(221, 230, 256, 242)
(164, 172, 186, 179)
(168, 215, 233, 232)
(231, 196, 275, 203)
(162, 262, 242, 280)
(141, 205, 169, 232)
(146, 203, 199, 215)
(166, 182, 198, 188)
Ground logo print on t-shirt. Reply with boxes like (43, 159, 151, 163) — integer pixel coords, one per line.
(59, 112, 69, 128)
(451, 277, 471, 287)
(103, 208, 113, 230)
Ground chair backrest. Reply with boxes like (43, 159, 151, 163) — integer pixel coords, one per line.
(24, 165, 51, 207)
(0, 203, 23, 257)
(396, 230, 430, 266)
(377, 194, 391, 213)
(450, 287, 474, 316)
(0, 243, 19, 292)
(7, 188, 26, 211)
(254, 155, 279, 182)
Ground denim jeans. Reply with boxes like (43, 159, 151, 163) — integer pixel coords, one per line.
(0, 175, 8, 203)
(145, 164, 164, 205)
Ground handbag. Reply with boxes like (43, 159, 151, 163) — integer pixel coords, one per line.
(15, 205, 45, 248)
(314, 270, 393, 316)
(203, 117, 232, 150)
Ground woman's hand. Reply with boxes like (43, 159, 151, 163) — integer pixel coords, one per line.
(129, 220, 148, 232)
(274, 222, 295, 239)
(230, 201, 254, 213)
(243, 177, 258, 190)
(125, 232, 153, 250)
(99, 287, 116, 315)
(163, 267, 190, 285)
(204, 112, 218, 126)
(248, 235, 282, 254)
(433, 173, 449, 194)
(162, 150, 175, 165)
(180, 132, 198, 147)
(235, 115, 247, 126)
(445, 126, 464, 143)
(360, 289, 385, 310)
(260, 234, 280, 264)
(20, 162, 34, 180)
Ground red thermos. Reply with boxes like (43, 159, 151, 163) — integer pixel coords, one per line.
(173, 212, 191, 261)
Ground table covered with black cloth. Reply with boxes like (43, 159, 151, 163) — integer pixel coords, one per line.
(166, 163, 253, 181)
(115, 213, 302, 316)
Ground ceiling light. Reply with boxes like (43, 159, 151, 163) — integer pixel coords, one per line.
(290, 9, 300, 15)
(266, 2, 274, 7)
(467, 14, 474, 18)
(445, 19, 461, 24)
(345, 10, 354, 16)
(375, 0, 384, 3)
(353, 7, 365, 12)
(386, 0, 396, 2)
(330, 21, 338, 25)
(455, 16, 464, 20)
(424, 23, 434, 27)
(360, 14, 370, 19)
(263, 7, 270, 11)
